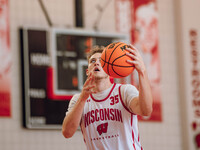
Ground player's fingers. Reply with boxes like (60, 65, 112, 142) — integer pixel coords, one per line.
(84, 75, 95, 88)
(126, 47, 136, 55)
(84, 73, 93, 85)
(125, 52, 138, 60)
(126, 59, 137, 65)
(129, 44, 139, 53)
(91, 74, 96, 85)
(84, 76, 92, 86)
(84, 85, 96, 94)
(127, 48, 143, 62)
(84, 84, 95, 91)
(127, 45, 141, 57)
(90, 77, 97, 92)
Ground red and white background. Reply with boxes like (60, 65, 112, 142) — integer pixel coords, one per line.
(0, 0, 11, 117)
(176, 0, 200, 149)
(115, 0, 162, 121)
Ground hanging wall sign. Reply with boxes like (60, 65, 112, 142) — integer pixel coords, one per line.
(174, 0, 200, 148)
(0, 0, 11, 117)
(115, 0, 162, 121)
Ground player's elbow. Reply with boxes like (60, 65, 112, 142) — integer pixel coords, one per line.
(141, 105, 153, 116)
(143, 110, 152, 116)
(62, 128, 74, 138)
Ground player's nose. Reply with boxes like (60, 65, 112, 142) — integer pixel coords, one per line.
(95, 59, 100, 66)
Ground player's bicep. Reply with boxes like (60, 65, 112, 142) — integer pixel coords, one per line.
(129, 97, 143, 116)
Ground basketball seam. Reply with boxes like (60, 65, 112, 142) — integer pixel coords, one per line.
(101, 57, 133, 67)
(102, 47, 108, 68)
(111, 65, 126, 77)
(107, 42, 124, 75)
(111, 54, 133, 77)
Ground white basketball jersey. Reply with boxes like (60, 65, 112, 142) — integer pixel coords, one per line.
(80, 83, 143, 150)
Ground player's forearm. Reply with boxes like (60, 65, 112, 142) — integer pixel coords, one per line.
(138, 70, 153, 116)
(62, 97, 86, 138)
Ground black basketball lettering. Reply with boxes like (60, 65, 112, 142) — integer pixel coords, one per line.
(120, 45, 126, 51)
(120, 44, 131, 51)
(108, 43, 116, 49)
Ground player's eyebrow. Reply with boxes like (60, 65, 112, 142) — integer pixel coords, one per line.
(89, 57, 101, 61)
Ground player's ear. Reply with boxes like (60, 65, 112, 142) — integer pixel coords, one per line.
(86, 69, 89, 76)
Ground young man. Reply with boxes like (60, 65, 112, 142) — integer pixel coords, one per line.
(62, 44, 153, 150)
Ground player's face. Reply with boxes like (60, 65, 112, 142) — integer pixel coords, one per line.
(87, 53, 109, 79)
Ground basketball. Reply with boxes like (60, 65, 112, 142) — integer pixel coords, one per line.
(100, 42, 135, 78)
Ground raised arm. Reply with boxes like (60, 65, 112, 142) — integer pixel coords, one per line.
(62, 73, 96, 138)
(125, 45, 153, 116)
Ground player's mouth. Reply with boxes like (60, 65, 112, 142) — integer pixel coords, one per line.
(94, 67, 100, 72)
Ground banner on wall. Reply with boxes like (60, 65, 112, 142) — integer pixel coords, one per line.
(175, 0, 200, 148)
(0, 0, 11, 117)
(189, 29, 200, 150)
(115, 0, 162, 121)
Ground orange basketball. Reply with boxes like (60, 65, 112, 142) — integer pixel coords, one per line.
(100, 42, 135, 78)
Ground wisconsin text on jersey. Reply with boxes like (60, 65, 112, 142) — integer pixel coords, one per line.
(84, 108, 123, 128)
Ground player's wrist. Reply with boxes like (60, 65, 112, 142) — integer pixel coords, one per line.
(138, 67, 147, 77)
(79, 92, 89, 102)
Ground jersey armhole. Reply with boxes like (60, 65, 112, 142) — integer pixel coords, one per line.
(119, 85, 136, 115)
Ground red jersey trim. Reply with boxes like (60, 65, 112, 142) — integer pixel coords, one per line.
(90, 83, 116, 102)
(137, 128, 143, 150)
(119, 85, 135, 115)
(119, 85, 143, 150)
(131, 114, 136, 150)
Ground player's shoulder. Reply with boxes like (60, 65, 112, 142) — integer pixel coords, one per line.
(117, 83, 137, 88)
(69, 93, 81, 104)
(118, 83, 138, 93)
(71, 93, 81, 100)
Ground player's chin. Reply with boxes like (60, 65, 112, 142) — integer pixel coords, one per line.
(94, 74, 108, 80)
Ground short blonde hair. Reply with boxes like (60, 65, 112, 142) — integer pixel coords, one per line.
(86, 45, 105, 61)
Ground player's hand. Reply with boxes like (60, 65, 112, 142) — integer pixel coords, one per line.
(125, 44, 146, 74)
(80, 72, 96, 101)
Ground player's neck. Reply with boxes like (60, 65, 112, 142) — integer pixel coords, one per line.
(95, 78, 112, 92)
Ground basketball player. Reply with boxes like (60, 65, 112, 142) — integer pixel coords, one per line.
(62, 45, 153, 150)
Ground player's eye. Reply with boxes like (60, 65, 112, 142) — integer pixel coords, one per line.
(90, 59, 96, 63)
